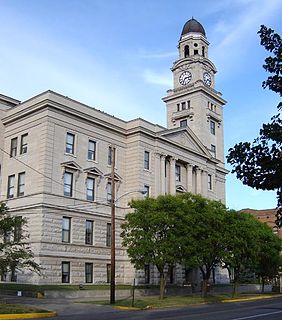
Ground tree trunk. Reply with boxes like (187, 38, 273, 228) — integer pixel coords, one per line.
(232, 269, 240, 297)
(261, 277, 265, 293)
(200, 267, 211, 298)
(159, 270, 165, 300)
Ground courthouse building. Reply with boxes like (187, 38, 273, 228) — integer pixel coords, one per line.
(0, 18, 228, 285)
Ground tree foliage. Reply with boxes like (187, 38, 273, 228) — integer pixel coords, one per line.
(227, 25, 282, 225)
(121, 194, 281, 298)
(0, 202, 40, 280)
(121, 195, 184, 299)
(254, 222, 282, 292)
(178, 193, 228, 297)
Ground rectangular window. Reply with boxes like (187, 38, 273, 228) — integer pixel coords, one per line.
(17, 172, 25, 196)
(144, 264, 150, 284)
(210, 120, 215, 135)
(177, 103, 180, 111)
(85, 220, 93, 245)
(208, 174, 212, 190)
(180, 119, 187, 127)
(88, 140, 96, 161)
(85, 263, 93, 283)
(86, 177, 95, 201)
(211, 144, 216, 158)
(106, 264, 111, 283)
(7, 175, 15, 198)
(64, 172, 73, 197)
(144, 151, 150, 170)
(62, 262, 70, 283)
(10, 138, 17, 157)
(106, 223, 111, 247)
(187, 100, 190, 109)
(181, 101, 186, 110)
(175, 164, 181, 181)
(144, 185, 150, 198)
(62, 217, 71, 243)
(65, 133, 75, 154)
(106, 181, 112, 203)
(20, 134, 28, 154)
(108, 146, 113, 165)
(14, 216, 22, 243)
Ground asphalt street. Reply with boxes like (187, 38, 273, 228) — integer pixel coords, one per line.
(2, 295, 282, 320)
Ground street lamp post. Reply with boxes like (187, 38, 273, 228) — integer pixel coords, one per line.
(110, 146, 116, 304)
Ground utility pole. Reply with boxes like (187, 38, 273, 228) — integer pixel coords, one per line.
(110, 145, 116, 304)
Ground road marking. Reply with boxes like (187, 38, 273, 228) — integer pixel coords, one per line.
(231, 310, 282, 320)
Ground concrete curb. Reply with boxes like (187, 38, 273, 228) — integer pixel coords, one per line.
(0, 311, 57, 319)
(222, 295, 282, 303)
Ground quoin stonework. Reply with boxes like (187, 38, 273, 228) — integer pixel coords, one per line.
(0, 18, 229, 285)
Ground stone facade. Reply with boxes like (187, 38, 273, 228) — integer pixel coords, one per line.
(0, 18, 228, 285)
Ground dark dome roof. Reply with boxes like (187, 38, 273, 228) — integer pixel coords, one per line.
(181, 18, 206, 37)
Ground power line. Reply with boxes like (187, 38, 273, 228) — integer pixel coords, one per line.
(0, 146, 134, 210)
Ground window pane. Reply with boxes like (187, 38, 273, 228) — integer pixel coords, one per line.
(144, 151, 150, 170)
(144, 185, 150, 198)
(7, 175, 15, 198)
(62, 217, 71, 243)
(64, 172, 73, 197)
(17, 172, 25, 196)
(20, 134, 28, 154)
(85, 263, 93, 283)
(107, 182, 112, 203)
(85, 220, 93, 245)
(210, 120, 215, 135)
(106, 223, 111, 247)
(66, 133, 75, 154)
(62, 262, 70, 283)
(88, 140, 96, 160)
(86, 178, 95, 201)
(10, 138, 17, 157)
(175, 165, 181, 181)
(107, 264, 111, 283)
(108, 147, 112, 165)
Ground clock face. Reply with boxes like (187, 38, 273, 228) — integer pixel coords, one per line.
(203, 72, 212, 86)
(179, 71, 192, 85)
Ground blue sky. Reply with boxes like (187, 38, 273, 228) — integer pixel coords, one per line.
(0, 0, 281, 210)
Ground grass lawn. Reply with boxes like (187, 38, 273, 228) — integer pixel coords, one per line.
(0, 303, 48, 314)
(92, 293, 282, 309)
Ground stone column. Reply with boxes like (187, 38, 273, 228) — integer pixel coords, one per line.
(160, 155, 166, 195)
(186, 164, 193, 193)
(202, 170, 208, 197)
(155, 153, 161, 196)
(169, 157, 176, 195)
(196, 167, 202, 194)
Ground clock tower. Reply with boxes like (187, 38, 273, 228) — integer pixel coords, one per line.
(163, 18, 226, 164)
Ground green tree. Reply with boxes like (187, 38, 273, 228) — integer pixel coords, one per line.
(0, 202, 40, 280)
(222, 210, 274, 296)
(255, 222, 282, 293)
(179, 193, 228, 297)
(121, 195, 183, 299)
(227, 25, 282, 225)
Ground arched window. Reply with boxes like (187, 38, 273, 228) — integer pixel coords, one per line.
(184, 45, 189, 57)
(202, 46, 205, 57)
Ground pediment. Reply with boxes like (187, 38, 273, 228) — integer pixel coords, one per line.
(176, 185, 186, 193)
(159, 127, 210, 157)
(104, 172, 122, 181)
(84, 167, 103, 176)
(61, 161, 82, 171)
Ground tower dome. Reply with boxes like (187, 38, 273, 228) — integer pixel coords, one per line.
(181, 18, 206, 37)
